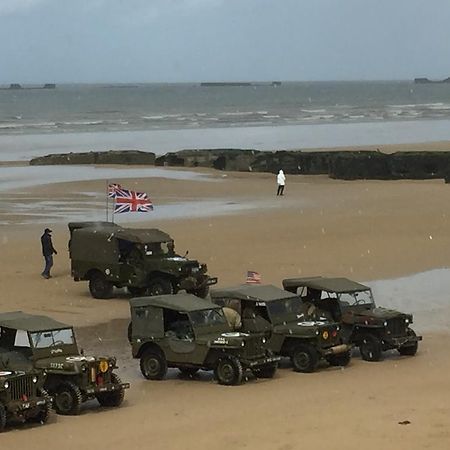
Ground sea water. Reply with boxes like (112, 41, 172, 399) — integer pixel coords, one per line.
(2, 81, 450, 160)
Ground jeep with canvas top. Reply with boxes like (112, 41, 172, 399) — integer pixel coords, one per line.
(282, 277, 422, 361)
(68, 222, 217, 299)
(210, 284, 353, 373)
(0, 312, 129, 415)
(0, 368, 51, 431)
(129, 294, 281, 385)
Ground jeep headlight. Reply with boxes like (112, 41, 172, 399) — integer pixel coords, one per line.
(383, 321, 388, 327)
(262, 337, 267, 344)
(315, 329, 320, 336)
(405, 318, 409, 324)
(241, 341, 245, 347)
(32, 376, 38, 384)
(3, 381, 9, 389)
(336, 325, 340, 331)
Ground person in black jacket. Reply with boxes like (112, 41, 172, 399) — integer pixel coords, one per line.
(41, 228, 57, 279)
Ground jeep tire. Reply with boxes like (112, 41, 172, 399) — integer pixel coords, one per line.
(96, 373, 125, 407)
(29, 388, 51, 424)
(327, 350, 351, 367)
(89, 272, 113, 299)
(0, 402, 6, 432)
(291, 344, 319, 373)
(214, 355, 243, 386)
(359, 333, 383, 361)
(140, 349, 168, 380)
(398, 329, 419, 356)
(146, 277, 173, 296)
(54, 381, 83, 415)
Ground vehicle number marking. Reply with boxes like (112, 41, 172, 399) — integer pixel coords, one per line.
(50, 362, 64, 369)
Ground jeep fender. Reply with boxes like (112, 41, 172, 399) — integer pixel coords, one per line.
(136, 342, 164, 359)
(280, 336, 317, 356)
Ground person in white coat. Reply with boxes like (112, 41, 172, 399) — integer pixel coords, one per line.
(276, 169, 286, 196)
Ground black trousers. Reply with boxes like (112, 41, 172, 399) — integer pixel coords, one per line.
(277, 185, 285, 196)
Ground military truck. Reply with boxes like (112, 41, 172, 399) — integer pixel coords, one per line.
(210, 284, 353, 373)
(0, 369, 51, 431)
(0, 312, 129, 415)
(68, 222, 217, 299)
(282, 277, 422, 361)
(129, 294, 281, 385)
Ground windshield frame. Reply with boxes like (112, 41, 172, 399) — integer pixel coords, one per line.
(327, 289, 375, 308)
(188, 308, 229, 334)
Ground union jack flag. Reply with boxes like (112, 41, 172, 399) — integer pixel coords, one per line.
(108, 183, 122, 198)
(114, 187, 153, 214)
(246, 270, 261, 284)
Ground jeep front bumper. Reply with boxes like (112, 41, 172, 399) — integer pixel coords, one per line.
(389, 334, 422, 348)
(242, 355, 281, 368)
(322, 343, 353, 356)
(84, 382, 130, 396)
(7, 397, 50, 417)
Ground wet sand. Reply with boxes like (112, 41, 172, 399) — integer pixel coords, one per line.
(1, 162, 450, 448)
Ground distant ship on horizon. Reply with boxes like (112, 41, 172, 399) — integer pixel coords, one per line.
(414, 77, 450, 84)
(200, 81, 281, 87)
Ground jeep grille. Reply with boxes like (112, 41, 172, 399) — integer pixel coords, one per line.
(10, 375, 35, 401)
(386, 318, 407, 337)
(243, 336, 265, 358)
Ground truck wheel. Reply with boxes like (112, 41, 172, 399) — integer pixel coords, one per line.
(359, 334, 382, 361)
(178, 367, 199, 377)
(127, 322, 133, 343)
(29, 388, 51, 424)
(96, 373, 125, 407)
(146, 277, 173, 296)
(0, 403, 6, 432)
(253, 363, 278, 378)
(398, 329, 418, 356)
(54, 382, 83, 415)
(327, 350, 351, 367)
(89, 272, 113, 299)
(291, 344, 319, 373)
(214, 355, 243, 386)
(140, 350, 168, 380)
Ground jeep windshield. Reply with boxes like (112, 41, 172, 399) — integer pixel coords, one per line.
(323, 290, 374, 308)
(189, 309, 228, 329)
(30, 328, 75, 348)
(267, 297, 302, 324)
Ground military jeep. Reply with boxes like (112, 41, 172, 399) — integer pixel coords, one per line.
(282, 277, 422, 361)
(210, 284, 352, 373)
(68, 222, 217, 299)
(0, 369, 51, 431)
(129, 294, 281, 385)
(0, 312, 129, 415)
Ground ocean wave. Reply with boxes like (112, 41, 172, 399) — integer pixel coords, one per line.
(56, 120, 104, 126)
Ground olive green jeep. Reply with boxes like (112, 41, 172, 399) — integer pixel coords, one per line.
(129, 294, 281, 385)
(282, 277, 422, 361)
(0, 312, 129, 415)
(0, 369, 51, 431)
(68, 222, 217, 299)
(210, 284, 353, 373)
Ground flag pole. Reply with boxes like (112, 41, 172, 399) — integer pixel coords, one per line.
(106, 180, 109, 222)
(112, 195, 115, 224)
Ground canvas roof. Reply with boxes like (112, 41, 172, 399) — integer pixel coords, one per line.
(130, 294, 220, 312)
(74, 226, 172, 243)
(211, 284, 297, 302)
(282, 277, 370, 293)
(0, 311, 70, 332)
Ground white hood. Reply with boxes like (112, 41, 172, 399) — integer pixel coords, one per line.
(277, 170, 286, 185)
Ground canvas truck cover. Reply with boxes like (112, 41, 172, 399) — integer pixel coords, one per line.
(211, 284, 298, 302)
(0, 311, 69, 332)
(130, 294, 220, 312)
(282, 277, 371, 293)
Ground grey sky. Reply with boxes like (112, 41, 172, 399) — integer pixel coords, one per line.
(1, 0, 449, 83)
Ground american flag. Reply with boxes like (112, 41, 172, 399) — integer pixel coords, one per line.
(114, 187, 153, 214)
(246, 270, 261, 284)
(108, 183, 122, 198)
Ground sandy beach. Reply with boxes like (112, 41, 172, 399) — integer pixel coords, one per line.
(1, 145, 450, 449)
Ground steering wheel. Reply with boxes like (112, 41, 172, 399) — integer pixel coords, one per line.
(52, 340, 65, 346)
